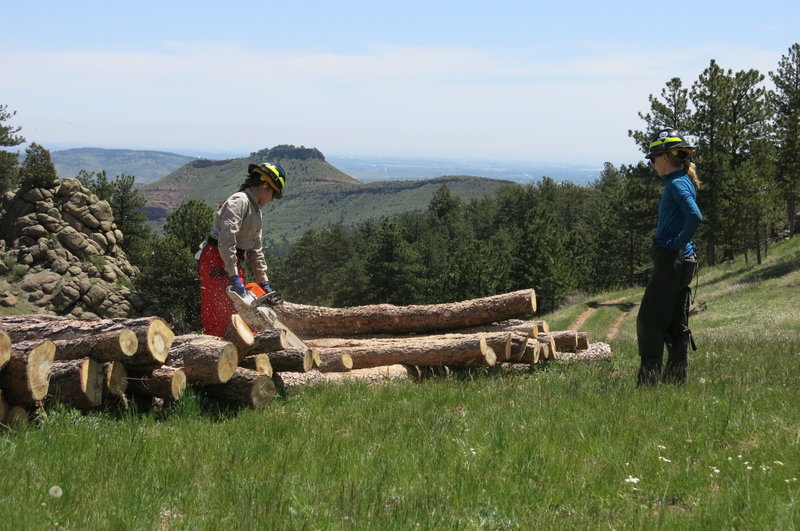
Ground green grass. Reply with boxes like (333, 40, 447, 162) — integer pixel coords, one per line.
(3, 238, 800, 528)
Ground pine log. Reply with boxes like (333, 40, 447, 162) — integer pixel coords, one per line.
(127, 367, 186, 401)
(0, 340, 56, 405)
(0, 330, 11, 371)
(203, 367, 276, 409)
(164, 334, 238, 385)
(576, 332, 590, 351)
(240, 353, 273, 376)
(113, 317, 175, 367)
(317, 352, 353, 373)
(268, 348, 314, 373)
(274, 365, 415, 392)
(274, 289, 537, 338)
(541, 331, 579, 352)
(519, 339, 542, 364)
(249, 329, 290, 354)
(0, 316, 138, 362)
(48, 358, 104, 408)
(536, 334, 557, 361)
(103, 362, 128, 397)
(224, 314, 255, 361)
(446, 319, 549, 338)
(309, 334, 497, 370)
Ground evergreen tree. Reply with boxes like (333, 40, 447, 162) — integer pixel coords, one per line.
(770, 43, 800, 237)
(107, 173, 152, 262)
(76, 169, 114, 201)
(18, 143, 58, 191)
(164, 199, 214, 253)
(363, 219, 422, 305)
(629, 77, 693, 151)
(0, 105, 25, 194)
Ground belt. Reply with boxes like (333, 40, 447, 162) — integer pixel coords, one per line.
(206, 237, 246, 259)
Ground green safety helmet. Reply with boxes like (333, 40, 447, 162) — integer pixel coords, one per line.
(646, 128, 695, 160)
(248, 162, 286, 199)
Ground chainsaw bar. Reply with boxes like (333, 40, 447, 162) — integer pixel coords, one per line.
(226, 287, 308, 350)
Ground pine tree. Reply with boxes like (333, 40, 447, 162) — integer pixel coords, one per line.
(770, 43, 800, 237)
(629, 77, 693, 152)
(164, 199, 214, 253)
(18, 143, 58, 191)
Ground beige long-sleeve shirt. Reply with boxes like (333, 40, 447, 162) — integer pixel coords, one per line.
(209, 188, 269, 283)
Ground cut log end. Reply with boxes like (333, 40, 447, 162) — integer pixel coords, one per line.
(219, 343, 240, 383)
(147, 319, 175, 363)
(0, 330, 11, 370)
(225, 314, 255, 360)
(118, 329, 139, 357)
(28, 340, 57, 401)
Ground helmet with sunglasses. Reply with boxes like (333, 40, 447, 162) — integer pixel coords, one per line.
(646, 128, 694, 160)
(248, 162, 286, 199)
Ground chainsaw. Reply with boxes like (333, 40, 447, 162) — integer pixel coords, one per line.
(226, 283, 308, 350)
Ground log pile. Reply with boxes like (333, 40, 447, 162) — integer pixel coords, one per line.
(0, 288, 605, 426)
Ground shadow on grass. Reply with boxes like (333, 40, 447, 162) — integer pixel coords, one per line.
(739, 255, 800, 284)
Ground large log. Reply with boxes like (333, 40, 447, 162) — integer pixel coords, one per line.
(127, 367, 186, 401)
(164, 334, 238, 385)
(224, 314, 255, 361)
(0, 330, 10, 371)
(274, 289, 537, 338)
(203, 368, 276, 409)
(0, 340, 56, 405)
(308, 333, 497, 370)
(113, 317, 175, 367)
(576, 332, 590, 351)
(48, 358, 104, 408)
(317, 352, 353, 373)
(274, 365, 415, 392)
(0, 316, 138, 362)
(267, 348, 314, 373)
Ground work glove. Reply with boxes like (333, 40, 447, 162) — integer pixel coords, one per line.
(260, 282, 283, 304)
(230, 275, 246, 295)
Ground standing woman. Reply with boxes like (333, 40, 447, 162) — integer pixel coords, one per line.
(637, 129, 702, 386)
(197, 162, 286, 337)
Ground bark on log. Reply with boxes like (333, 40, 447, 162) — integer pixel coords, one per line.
(203, 367, 276, 409)
(0, 340, 56, 405)
(274, 365, 415, 392)
(317, 352, 353, 373)
(127, 367, 186, 401)
(224, 314, 255, 361)
(113, 317, 175, 367)
(0, 330, 11, 371)
(249, 329, 290, 354)
(0, 316, 138, 362)
(540, 331, 579, 352)
(164, 334, 238, 385)
(240, 354, 273, 376)
(103, 362, 128, 397)
(446, 319, 549, 338)
(274, 288, 537, 338)
(48, 358, 104, 408)
(267, 348, 314, 373)
(309, 334, 497, 370)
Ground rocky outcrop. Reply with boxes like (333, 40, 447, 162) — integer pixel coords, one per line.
(0, 178, 147, 319)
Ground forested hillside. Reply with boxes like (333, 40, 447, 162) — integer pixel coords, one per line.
(51, 148, 195, 185)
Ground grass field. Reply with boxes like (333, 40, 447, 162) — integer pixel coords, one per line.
(2, 238, 799, 529)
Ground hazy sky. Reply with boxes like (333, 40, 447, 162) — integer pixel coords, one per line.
(2, 1, 798, 165)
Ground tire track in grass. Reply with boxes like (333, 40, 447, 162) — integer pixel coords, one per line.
(568, 295, 639, 341)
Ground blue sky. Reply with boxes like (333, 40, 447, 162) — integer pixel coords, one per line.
(2, 1, 798, 165)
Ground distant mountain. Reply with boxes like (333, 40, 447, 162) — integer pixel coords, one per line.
(52, 148, 196, 185)
(141, 145, 515, 253)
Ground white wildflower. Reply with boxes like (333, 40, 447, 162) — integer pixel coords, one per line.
(774, 461, 785, 466)
(658, 456, 672, 463)
(624, 476, 640, 484)
(48, 486, 63, 498)
(658, 445, 667, 450)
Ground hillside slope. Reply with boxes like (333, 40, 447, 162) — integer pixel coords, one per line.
(141, 145, 514, 251)
(52, 148, 196, 184)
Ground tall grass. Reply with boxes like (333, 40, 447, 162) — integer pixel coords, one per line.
(2, 239, 799, 529)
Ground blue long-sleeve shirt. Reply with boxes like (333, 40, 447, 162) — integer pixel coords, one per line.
(654, 169, 702, 258)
